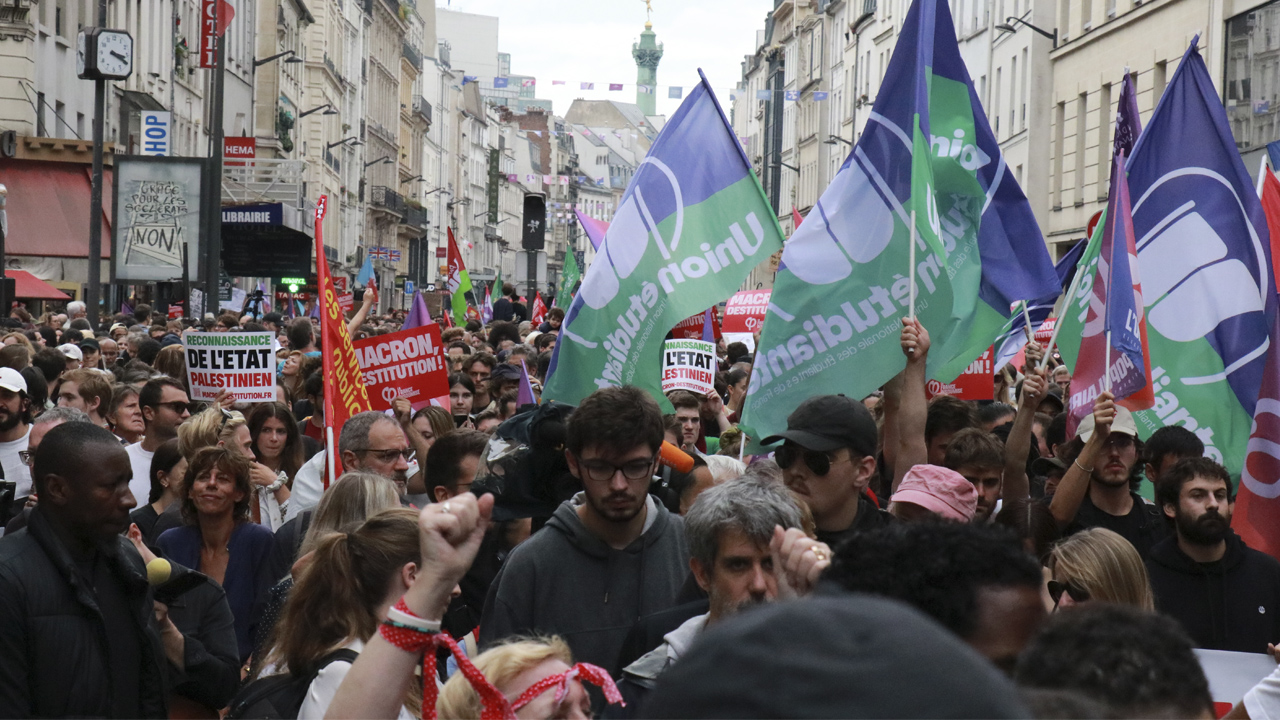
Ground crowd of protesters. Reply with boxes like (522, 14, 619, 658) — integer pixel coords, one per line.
(1, 290, 1279, 719)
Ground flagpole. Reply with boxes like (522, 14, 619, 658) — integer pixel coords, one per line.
(908, 209, 917, 320)
(1104, 331, 1113, 394)
(1041, 259, 1088, 371)
(1021, 300, 1034, 341)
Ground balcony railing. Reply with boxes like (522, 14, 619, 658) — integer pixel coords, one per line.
(413, 95, 432, 124)
(222, 158, 306, 206)
(371, 185, 406, 216)
(402, 204, 428, 230)
(402, 40, 422, 70)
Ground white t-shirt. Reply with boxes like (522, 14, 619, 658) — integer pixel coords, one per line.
(125, 442, 155, 508)
(0, 426, 31, 499)
(297, 639, 415, 720)
(1246, 664, 1280, 720)
(286, 451, 419, 522)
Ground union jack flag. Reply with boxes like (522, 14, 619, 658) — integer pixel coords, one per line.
(388, 250, 402, 262)
(370, 247, 389, 261)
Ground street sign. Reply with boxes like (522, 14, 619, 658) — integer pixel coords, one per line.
(405, 280, 415, 294)
(140, 111, 171, 156)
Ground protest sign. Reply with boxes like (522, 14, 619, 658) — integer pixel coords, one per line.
(353, 324, 450, 411)
(1193, 649, 1274, 718)
(184, 331, 275, 402)
(671, 309, 720, 341)
(662, 339, 717, 396)
(925, 346, 994, 400)
(722, 290, 769, 350)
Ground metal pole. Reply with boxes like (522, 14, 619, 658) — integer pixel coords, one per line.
(526, 249, 536, 305)
(201, 13, 226, 319)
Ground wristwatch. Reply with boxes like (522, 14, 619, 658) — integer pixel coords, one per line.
(263, 471, 287, 493)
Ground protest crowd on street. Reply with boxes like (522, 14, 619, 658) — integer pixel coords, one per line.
(15, 0, 1280, 718)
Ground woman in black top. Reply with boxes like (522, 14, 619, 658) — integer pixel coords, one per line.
(129, 438, 186, 546)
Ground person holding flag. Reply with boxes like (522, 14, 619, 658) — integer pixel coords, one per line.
(356, 253, 379, 306)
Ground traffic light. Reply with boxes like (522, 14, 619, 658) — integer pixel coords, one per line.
(522, 193, 546, 250)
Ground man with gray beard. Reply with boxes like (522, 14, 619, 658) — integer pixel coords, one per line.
(612, 474, 830, 715)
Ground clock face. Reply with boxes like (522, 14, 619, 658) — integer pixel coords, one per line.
(95, 30, 133, 79)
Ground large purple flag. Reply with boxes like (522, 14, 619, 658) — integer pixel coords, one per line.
(402, 290, 431, 330)
(574, 209, 608, 251)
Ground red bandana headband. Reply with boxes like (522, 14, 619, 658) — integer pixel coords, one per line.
(378, 599, 625, 720)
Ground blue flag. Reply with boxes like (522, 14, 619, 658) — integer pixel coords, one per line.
(356, 255, 375, 288)
(1121, 38, 1275, 475)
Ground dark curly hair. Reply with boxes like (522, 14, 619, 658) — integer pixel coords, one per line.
(821, 522, 1042, 640)
(180, 446, 254, 525)
(1015, 604, 1213, 718)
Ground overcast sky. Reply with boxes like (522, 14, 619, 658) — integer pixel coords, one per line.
(438, 0, 775, 117)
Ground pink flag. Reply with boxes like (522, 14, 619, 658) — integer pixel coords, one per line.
(609, 83, 623, 91)
(552, 80, 566, 85)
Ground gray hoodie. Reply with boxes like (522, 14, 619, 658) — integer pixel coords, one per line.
(478, 493, 690, 674)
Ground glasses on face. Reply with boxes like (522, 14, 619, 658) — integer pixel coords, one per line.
(154, 400, 192, 415)
(18, 450, 32, 467)
(1047, 580, 1091, 607)
(774, 442, 843, 476)
(356, 447, 416, 464)
(579, 455, 656, 483)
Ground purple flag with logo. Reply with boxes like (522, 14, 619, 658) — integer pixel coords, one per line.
(1114, 72, 1142, 158)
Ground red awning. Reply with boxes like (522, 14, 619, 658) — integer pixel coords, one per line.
(7, 270, 70, 300)
(0, 160, 111, 258)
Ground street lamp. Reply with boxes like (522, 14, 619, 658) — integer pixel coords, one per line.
(299, 103, 338, 118)
(996, 16, 1058, 47)
(773, 161, 800, 173)
(327, 136, 360, 149)
(401, 175, 423, 183)
(823, 135, 853, 147)
(253, 50, 303, 67)
(364, 156, 392, 168)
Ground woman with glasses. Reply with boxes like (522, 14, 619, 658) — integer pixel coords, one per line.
(129, 438, 187, 546)
(181, 407, 292, 530)
(158, 446, 276, 664)
(1047, 527, 1155, 611)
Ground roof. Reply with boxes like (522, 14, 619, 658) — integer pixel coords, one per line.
(7, 270, 70, 300)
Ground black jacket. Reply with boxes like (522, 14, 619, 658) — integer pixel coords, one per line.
(492, 297, 515, 322)
(0, 508, 169, 717)
(165, 571, 241, 711)
(1147, 531, 1280, 653)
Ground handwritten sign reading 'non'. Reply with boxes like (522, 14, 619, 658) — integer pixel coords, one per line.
(353, 324, 450, 411)
(662, 339, 717, 396)
(185, 331, 276, 402)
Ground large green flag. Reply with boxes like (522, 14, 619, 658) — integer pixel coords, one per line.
(740, 0, 1059, 445)
(543, 72, 784, 406)
(555, 251, 580, 308)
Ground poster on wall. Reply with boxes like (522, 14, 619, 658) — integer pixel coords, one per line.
(112, 156, 203, 282)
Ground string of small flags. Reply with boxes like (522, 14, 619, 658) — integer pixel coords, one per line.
(459, 76, 832, 103)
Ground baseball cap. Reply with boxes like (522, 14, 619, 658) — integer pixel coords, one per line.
(1038, 384, 1065, 414)
(641, 595, 1027, 718)
(57, 343, 83, 361)
(0, 367, 27, 394)
(79, 338, 100, 353)
(489, 364, 522, 382)
(1031, 455, 1068, 478)
(760, 394, 877, 456)
(1076, 405, 1138, 442)
(889, 464, 977, 522)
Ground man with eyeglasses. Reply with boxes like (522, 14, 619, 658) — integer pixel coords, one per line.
(479, 385, 690, 675)
(1047, 392, 1168, 559)
(762, 394, 890, 549)
(126, 377, 191, 508)
(287, 411, 417, 520)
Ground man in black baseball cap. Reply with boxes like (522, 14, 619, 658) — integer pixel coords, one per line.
(762, 394, 888, 547)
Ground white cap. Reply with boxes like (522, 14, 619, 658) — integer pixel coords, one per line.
(57, 343, 83, 361)
(1076, 405, 1139, 442)
(0, 367, 27, 394)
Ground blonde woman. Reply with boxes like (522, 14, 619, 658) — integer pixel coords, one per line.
(437, 638, 600, 720)
(180, 407, 291, 529)
(1048, 528, 1155, 611)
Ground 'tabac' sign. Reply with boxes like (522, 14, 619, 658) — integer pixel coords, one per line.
(353, 324, 449, 411)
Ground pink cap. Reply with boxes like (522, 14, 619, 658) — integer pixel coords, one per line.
(890, 465, 977, 522)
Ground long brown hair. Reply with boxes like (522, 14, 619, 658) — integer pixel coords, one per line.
(268, 509, 422, 677)
(247, 401, 304, 479)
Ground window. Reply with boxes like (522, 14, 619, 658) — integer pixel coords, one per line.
(1154, 60, 1168, 106)
(36, 92, 45, 136)
(1075, 93, 1088, 206)
(1097, 83, 1111, 198)
(993, 67, 1002, 138)
(1009, 56, 1017, 131)
(1020, 48, 1028, 129)
(1053, 102, 1065, 208)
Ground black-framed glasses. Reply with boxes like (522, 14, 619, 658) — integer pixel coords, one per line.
(579, 455, 657, 483)
(774, 442, 842, 476)
(1047, 580, 1091, 607)
(355, 448, 416, 464)
(18, 450, 32, 467)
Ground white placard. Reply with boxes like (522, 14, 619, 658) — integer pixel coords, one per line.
(184, 331, 276, 403)
(661, 339, 716, 396)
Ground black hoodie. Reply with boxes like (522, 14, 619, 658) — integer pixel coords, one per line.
(1146, 531, 1280, 653)
(478, 494, 690, 675)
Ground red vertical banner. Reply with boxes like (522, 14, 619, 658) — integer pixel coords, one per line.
(199, 0, 235, 68)
(314, 195, 372, 484)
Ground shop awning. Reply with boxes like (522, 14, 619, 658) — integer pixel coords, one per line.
(7, 270, 70, 300)
(0, 160, 112, 258)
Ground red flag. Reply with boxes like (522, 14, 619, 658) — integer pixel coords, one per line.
(314, 195, 373, 486)
(1232, 170, 1280, 560)
(792, 207, 804, 231)
(531, 292, 547, 325)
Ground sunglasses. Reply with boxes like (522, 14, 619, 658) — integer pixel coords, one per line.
(1047, 580, 1091, 607)
(153, 400, 193, 415)
(774, 442, 843, 476)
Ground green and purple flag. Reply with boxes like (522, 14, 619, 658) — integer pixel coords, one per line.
(543, 70, 784, 406)
(741, 0, 1058, 444)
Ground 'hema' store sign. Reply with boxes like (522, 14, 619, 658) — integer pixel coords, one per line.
(140, 112, 170, 156)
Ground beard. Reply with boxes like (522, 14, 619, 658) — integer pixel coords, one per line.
(587, 489, 644, 524)
(1177, 507, 1231, 546)
(0, 406, 24, 433)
